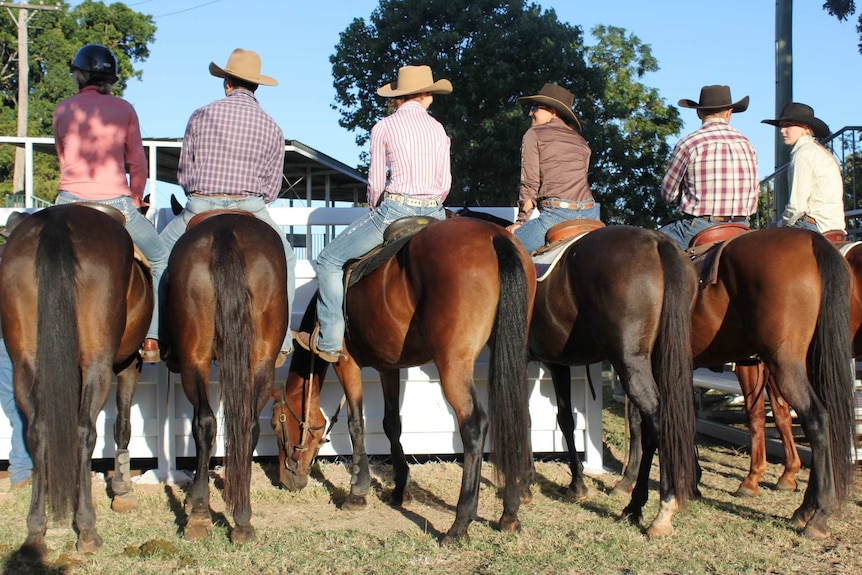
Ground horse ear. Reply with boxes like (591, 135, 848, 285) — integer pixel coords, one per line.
(170, 194, 183, 216)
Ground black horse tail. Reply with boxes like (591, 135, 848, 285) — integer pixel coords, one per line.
(211, 226, 256, 513)
(487, 235, 532, 505)
(35, 217, 81, 520)
(809, 234, 854, 502)
(653, 237, 699, 507)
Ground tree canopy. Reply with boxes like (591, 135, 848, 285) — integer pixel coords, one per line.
(0, 0, 156, 201)
(330, 0, 682, 226)
(823, 0, 862, 53)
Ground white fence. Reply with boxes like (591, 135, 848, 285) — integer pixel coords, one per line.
(0, 207, 604, 482)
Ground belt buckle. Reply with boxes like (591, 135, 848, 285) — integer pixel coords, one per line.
(557, 200, 570, 209)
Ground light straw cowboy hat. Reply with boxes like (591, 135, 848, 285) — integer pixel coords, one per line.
(761, 102, 830, 139)
(517, 83, 582, 130)
(377, 65, 452, 97)
(209, 48, 277, 86)
(678, 85, 749, 113)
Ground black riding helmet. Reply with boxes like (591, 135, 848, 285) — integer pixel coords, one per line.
(71, 44, 118, 83)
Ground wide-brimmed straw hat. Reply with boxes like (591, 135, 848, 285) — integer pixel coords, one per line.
(377, 65, 452, 98)
(678, 85, 749, 113)
(209, 48, 277, 86)
(517, 83, 582, 130)
(761, 102, 830, 139)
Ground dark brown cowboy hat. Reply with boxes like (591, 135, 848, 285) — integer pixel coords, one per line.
(678, 85, 749, 113)
(209, 48, 277, 86)
(518, 83, 582, 130)
(761, 102, 830, 139)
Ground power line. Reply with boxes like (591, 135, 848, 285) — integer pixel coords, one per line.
(153, 0, 223, 19)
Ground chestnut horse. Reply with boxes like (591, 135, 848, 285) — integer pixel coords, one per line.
(0, 204, 153, 562)
(274, 217, 535, 543)
(613, 228, 855, 539)
(166, 213, 287, 544)
(530, 225, 700, 538)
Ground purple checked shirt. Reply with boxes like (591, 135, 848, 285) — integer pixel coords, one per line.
(661, 118, 759, 217)
(178, 88, 284, 202)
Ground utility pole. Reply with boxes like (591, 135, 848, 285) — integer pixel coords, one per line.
(2, 1, 60, 196)
(774, 0, 793, 220)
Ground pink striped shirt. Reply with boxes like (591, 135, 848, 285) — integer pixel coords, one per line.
(53, 85, 148, 202)
(367, 101, 451, 208)
(661, 118, 759, 217)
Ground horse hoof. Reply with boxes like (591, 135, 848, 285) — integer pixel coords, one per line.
(775, 478, 797, 492)
(440, 532, 470, 546)
(646, 522, 674, 539)
(520, 486, 533, 504)
(230, 524, 256, 544)
(184, 518, 213, 541)
(499, 515, 521, 533)
(18, 540, 47, 564)
(111, 492, 138, 512)
(611, 482, 633, 498)
(790, 507, 815, 529)
(567, 481, 589, 500)
(76, 532, 104, 554)
(733, 484, 759, 498)
(342, 494, 367, 511)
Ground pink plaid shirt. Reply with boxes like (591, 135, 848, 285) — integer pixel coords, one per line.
(661, 118, 759, 217)
(367, 101, 451, 208)
(178, 88, 284, 202)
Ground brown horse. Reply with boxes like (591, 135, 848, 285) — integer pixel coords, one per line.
(275, 217, 535, 543)
(614, 228, 855, 539)
(529, 225, 700, 537)
(0, 204, 153, 562)
(166, 212, 287, 544)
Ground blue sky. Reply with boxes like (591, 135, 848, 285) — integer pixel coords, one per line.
(112, 0, 861, 201)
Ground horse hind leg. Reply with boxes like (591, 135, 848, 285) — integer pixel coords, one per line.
(111, 360, 141, 512)
(734, 362, 768, 498)
(548, 363, 588, 499)
(380, 369, 410, 506)
(765, 372, 801, 492)
(184, 371, 217, 541)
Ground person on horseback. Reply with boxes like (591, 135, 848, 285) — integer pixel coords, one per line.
(506, 83, 599, 253)
(159, 48, 297, 368)
(658, 85, 760, 250)
(53, 44, 169, 363)
(762, 103, 846, 235)
(294, 65, 453, 362)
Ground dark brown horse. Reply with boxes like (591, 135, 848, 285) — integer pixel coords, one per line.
(0, 204, 153, 562)
(275, 217, 535, 543)
(614, 228, 855, 539)
(166, 212, 287, 544)
(530, 225, 700, 537)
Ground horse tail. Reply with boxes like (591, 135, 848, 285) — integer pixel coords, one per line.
(654, 237, 699, 507)
(35, 217, 82, 520)
(211, 226, 256, 513)
(810, 235, 854, 502)
(487, 235, 532, 503)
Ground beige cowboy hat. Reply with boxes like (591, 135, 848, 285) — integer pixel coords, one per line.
(517, 83, 582, 130)
(377, 65, 452, 98)
(761, 102, 830, 139)
(209, 48, 277, 86)
(678, 85, 749, 113)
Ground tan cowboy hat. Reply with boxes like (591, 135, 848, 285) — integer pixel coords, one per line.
(377, 65, 452, 98)
(761, 102, 830, 139)
(678, 85, 749, 113)
(209, 48, 277, 86)
(517, 83, 582, 130)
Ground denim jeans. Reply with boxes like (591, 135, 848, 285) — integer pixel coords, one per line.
(657, 216, 752, 251)
(514, 204, 601, 254)
(790, 218, 819, 233)
(160, 195, 297, 352)
(0, 339, 31, 484)
(56, 192, 169, 341)
(315, 199, 446, 352)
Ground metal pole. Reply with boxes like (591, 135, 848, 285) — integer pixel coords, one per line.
(774, 0, 793, 220)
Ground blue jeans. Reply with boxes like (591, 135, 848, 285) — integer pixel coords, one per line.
(790, 218, 819, 233)
(657, 216, 751, 251)
(160, 195, 296, 352)
(0, 339, 31, 484)
(515, 204, 601, 253)
(315, 199, 446, 352)
(56, 192, 168, 341)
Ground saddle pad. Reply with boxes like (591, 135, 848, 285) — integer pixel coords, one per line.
(838, 241, 862, 257)
(187, 209, 252, 230)
(534, 233, 589, 282)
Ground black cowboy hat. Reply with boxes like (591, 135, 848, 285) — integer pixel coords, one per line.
(518, 83, 582, 130)
(678, 85, 749, 113)
(761, 102, 830, 139)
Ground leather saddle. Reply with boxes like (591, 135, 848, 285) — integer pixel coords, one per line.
(344, 216, 435, 289)
(687, 223, 751, 288)
(532, 219, 606, 281)
(187, 209, 253, 230)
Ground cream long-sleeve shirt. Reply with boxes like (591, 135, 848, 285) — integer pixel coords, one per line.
(782, 135, 846, 233)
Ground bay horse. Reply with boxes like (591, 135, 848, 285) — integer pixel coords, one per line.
(274, 217, 535, 543)
(0, 204, 153, 562)
(613, 227, 855, 539)
(530, 224, 700, 538)
(166, 212, 287, 544)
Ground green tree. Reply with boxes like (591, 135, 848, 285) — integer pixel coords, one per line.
(0, 0, 156, 202)
(330, 0, 682, 226)
(823, 0, 862, 53)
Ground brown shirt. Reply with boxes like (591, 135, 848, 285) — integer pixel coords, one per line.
(517, 117, 592, 222)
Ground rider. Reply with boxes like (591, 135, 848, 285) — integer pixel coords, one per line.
(506, 83, 599, 254)
(294, 65, 453, 362)
(762, 103, 846, 235)
(658, 85, 760, 250)
(53, 44, 169, 363)
(159, 48, 297, 368)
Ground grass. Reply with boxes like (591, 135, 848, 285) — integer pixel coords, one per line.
(0, 382, 860, 575)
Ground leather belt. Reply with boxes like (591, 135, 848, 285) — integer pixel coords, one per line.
(684, 214, 747, 223)
(802, 214, 817, 225)
(190, 192, 255, 200)
(384, 193, 441, 208)
(539, 197, 595, 210)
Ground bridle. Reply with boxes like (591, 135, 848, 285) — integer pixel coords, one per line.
(272, 373, 328, 475)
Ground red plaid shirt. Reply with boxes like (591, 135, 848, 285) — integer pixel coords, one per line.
(661, 119, 759, 217)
